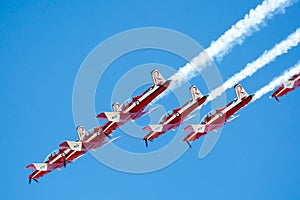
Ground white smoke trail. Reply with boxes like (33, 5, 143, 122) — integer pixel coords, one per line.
(207, 27, 300, 102)
(252, 61, 300, 101)
(206, 0, 295, 61)
(163, 0, 295, 97)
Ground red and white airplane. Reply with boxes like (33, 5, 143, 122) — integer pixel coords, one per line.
(59, 125, 119, 152)
(271, 73, 300, 102)
(142, 85, 207, 147)
(26, 148, 74, 184)
(96, 69, 171, 135)
(26, 126, 118, 183)
(183, 84, 253, 147)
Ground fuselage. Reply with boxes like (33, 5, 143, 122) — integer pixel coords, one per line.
(28, 148, 85, 180)
(28, 127, 109, 180)
(101, 121, 124, 135)
(184, 95, 253, 142)
(122, 80, 171, 118)
(272, 74, 300, 98)
(204, 95, 253, 131)
(101, 80, 171, 135)
(144, 96, 207, 141)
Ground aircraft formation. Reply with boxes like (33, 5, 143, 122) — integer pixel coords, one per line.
(26, 69, 300, 184)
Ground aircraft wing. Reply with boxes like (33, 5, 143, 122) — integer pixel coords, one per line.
(96, 106, 159, 122)
(183, 124, 207, 145)
(143, 123, 175, 133)
(96, 112, 123, 122)
(26, 163, 62, 184)
(59, 136, 120, 151)
(26, 163, 58, 171)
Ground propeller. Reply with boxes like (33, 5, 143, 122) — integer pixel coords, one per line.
(28, 178, 39, 184)
(186, 141, 192, 148)
(275, 96, 280, 103)
(61, 153, 67, 168)
(144, 139, 153, 147)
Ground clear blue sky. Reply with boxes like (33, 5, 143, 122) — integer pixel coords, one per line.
(1, 0, 300, 199)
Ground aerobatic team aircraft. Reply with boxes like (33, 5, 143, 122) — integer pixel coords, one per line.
(26, 126, 119, 184)
(271, 73, 300, 102)
(26, 148, 73, 184)
(96, 69, 171, 135)
(183, 84, 253, 147)
(59, 126, 120, 152)
(26, 69, 169, 183)
(142, 85, 207, 147)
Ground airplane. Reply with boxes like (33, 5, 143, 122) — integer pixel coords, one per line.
(142, 85, 207, 147)
(26, 147, 84, 184)
(271, 73, 300, 102)
(96, 69, 171, 135)
(59, 125, 119, 152)
(183, 84, 253, 147)
(26, 125, 118, 183)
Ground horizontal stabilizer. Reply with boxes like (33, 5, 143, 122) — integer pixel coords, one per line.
(227, 115, 240, 123)
(101, 136, 120, 147)
(147, 105, 160, 113)
(182, 114, 197, 123)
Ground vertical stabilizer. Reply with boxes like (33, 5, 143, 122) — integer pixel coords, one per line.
(189, 85, 203, 100)
(234, 84, 249, 100)
(112, 102, 121, 112)
(151, 69, 166, 86)
(76, 126, 88, 141)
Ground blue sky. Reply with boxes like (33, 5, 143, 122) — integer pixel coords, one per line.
(1, 0, 300, 199)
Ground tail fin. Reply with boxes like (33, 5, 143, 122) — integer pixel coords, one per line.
(234, 84, 249, 100)
(151, 69, 166, 86)
(112, 102, 121, 112)
(76, 126, 88, 141)
(190, 85, 203, 100)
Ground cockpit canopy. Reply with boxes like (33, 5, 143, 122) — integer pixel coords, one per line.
(204, 111, 215, 120)
(43, 149, 60, 162)
(202, 107, 225, 122)
(121, 98, 132, 110)
(159, 110, 173, 123)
